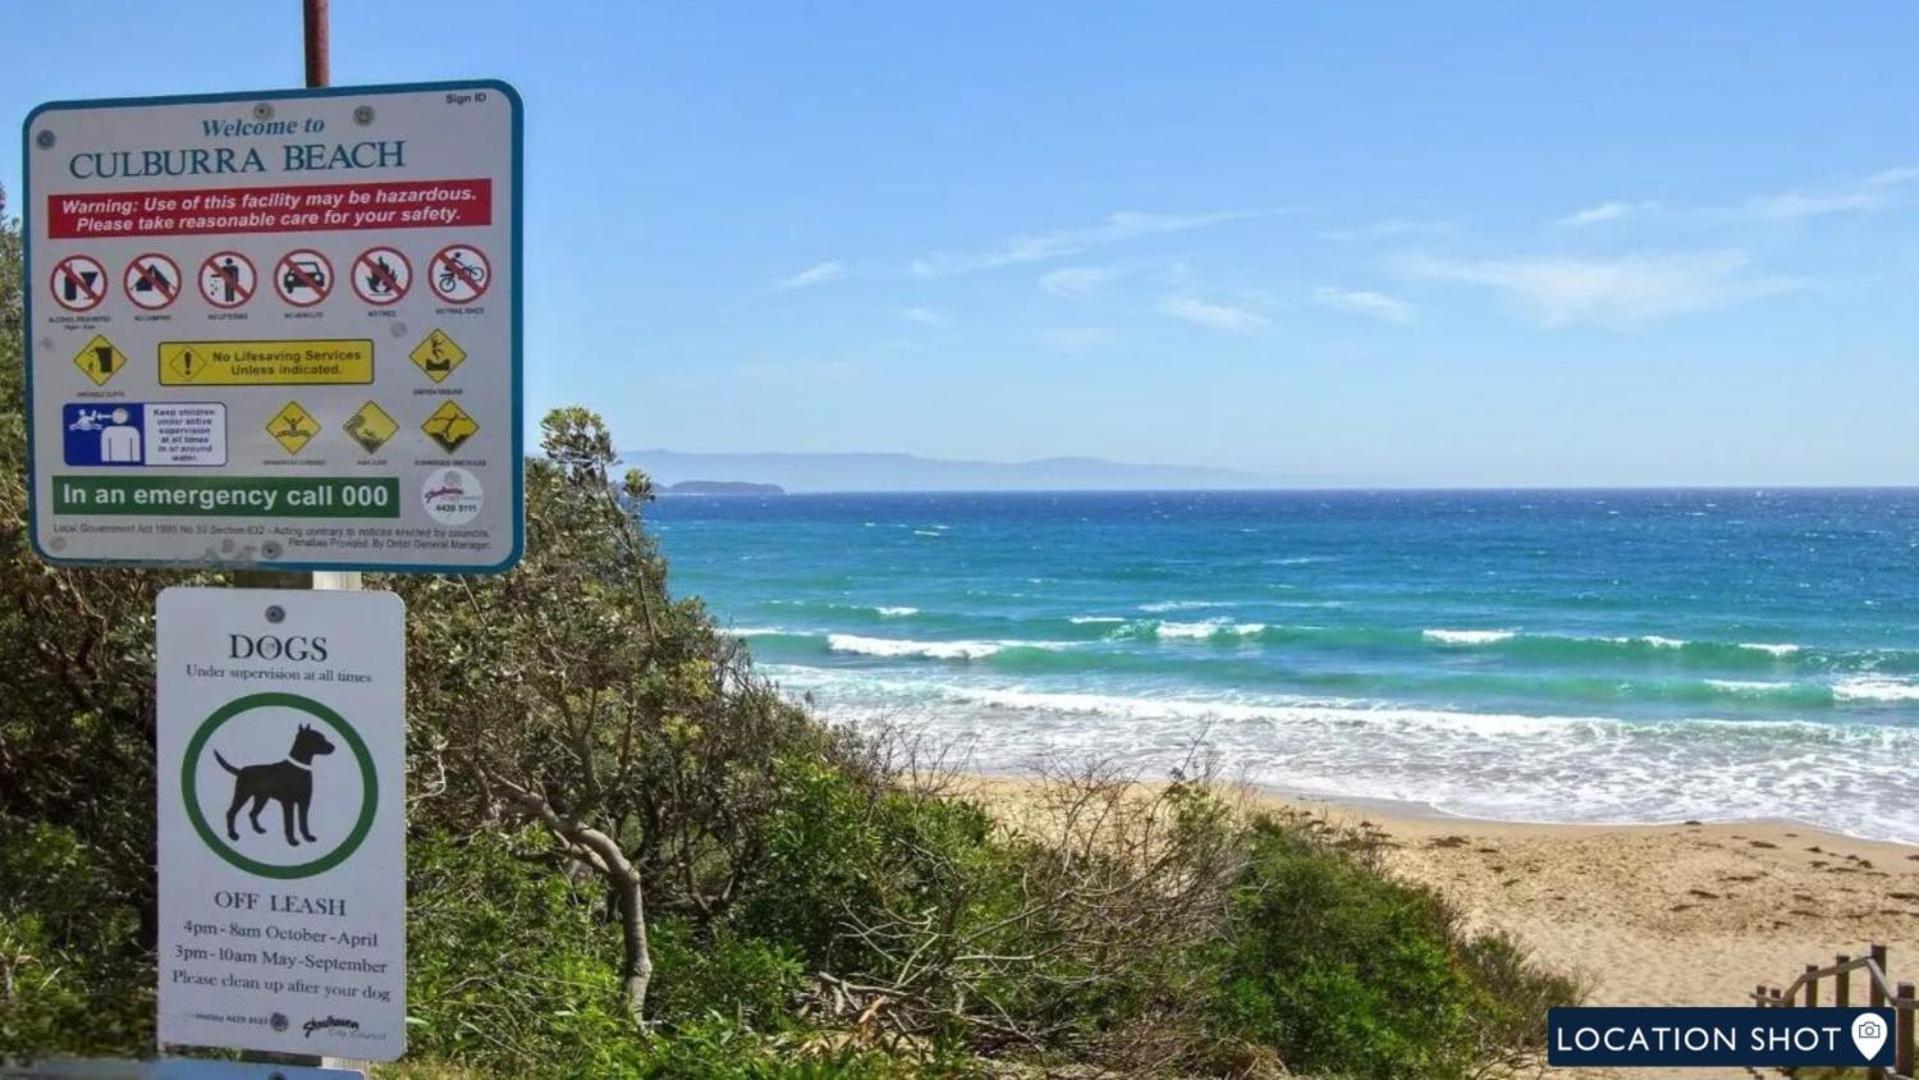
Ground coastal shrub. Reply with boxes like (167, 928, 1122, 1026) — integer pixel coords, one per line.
(1206, 812, 1579, 1078)
(0, 819, 152, 1059)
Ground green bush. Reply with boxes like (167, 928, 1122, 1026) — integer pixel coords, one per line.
(1207, 813, 1578, 1079)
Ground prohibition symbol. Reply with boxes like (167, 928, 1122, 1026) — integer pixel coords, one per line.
(428, 244, 490, 304)
(50, 254, 107, 312)
(198, 251, 257, 309)
(274, 248, 334, 307)
(352, 246, 412, 306)
(124, 253, 181, 310)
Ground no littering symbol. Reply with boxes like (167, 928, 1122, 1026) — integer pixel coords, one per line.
(199, 251, 257, 309)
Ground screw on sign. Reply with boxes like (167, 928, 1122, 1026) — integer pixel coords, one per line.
(124, 252, 182, 310)
(428, 244, 490, 304)
(199, 251, 258, 310)
(352, 246, 413, 306)
(274, 248, 334, 307)
(49, 254, 108, 312)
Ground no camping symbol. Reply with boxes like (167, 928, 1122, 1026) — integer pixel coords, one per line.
(274, 248, 334, 307)
(352, 246, 413, 306)
(199, 251, 257, 309)
(428, 244, 490, 304)
(124, 252, 181, 310)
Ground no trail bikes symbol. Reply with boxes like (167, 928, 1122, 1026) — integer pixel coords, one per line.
(198, 251, 257, 309)
(50, 253, 107, 312)
(124, 252, 181, 310)
(429, 243, 490, 304)
(274, 247, 334, 307)
(352, 246, 413, 306)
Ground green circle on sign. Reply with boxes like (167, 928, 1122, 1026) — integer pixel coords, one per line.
(180, 692, 378, 880)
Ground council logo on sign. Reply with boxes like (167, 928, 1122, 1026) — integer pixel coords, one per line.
(180, 692, 378, 880)
(422, 467, 484, 525)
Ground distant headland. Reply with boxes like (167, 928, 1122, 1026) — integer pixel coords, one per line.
(659, 480, 786, 496)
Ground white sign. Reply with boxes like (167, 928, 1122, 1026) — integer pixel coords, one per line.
(157, 588, 405, 1060)
(24, 81, 523, 572)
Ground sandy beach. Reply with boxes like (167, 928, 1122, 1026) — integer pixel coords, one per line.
(959, 774, 1919, 1078)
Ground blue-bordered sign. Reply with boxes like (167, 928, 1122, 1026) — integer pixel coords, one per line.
(23, 81, 523, 573)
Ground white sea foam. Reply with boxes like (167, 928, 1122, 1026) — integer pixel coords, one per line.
(1139, 600, 1232, 613)
(751, 665, 1919, 844)
(1156, 620, 1267, 640)
(1068, 616, 1126, 624)
(728, 627, 790, 638)
(824, 634, 1070, 661)
(1423, 628, 1516, 646)
(1833, 678, 1919, 702)
(874, 606, 919, 617)
(1739, 642, 1801, 657)
(1706, 679, 1793, 694)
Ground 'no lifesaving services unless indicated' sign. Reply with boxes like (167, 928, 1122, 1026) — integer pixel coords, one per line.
(24, 81, 522, 572)
(157, 587, 405, 1059)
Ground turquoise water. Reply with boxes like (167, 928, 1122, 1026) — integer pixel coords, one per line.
(648, 490, 1919, 842)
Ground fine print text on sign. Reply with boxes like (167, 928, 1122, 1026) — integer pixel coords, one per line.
(157, 587, 406, 1060)
(25, 81, 522, 572)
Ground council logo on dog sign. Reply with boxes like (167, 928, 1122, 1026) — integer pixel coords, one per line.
(158, 587, 405, 1059)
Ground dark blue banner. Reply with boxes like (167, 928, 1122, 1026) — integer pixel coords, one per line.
(1548, 1007, 1896, 1068)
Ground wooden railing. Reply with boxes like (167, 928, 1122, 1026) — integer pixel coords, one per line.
(1750, 942, 1916, 1079)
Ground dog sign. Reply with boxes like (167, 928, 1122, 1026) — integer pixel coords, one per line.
(156, 587, 404, 1059)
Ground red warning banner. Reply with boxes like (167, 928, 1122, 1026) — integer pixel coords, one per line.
(46, 179, 492, 239)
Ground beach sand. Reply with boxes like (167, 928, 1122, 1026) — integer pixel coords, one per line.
(958, 775, 1919, 1079)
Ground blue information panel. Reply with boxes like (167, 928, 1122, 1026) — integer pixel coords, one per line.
(62, 403, 227, 467)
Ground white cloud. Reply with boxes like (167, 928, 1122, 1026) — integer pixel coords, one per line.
(1392, 250, 1798, 327)
(901, 307, 950, 326)
(1863, 166, 1919, 188)
(1037, 326, 1118, 352)
(1159, 295, 1269, 332)
(1555, 200, 1655, 227)
(1039, 265, 1123, 298)
(1313, 286, 1412, 324)
(1739, 190, 1880, 221)
(1733, 166, 1919, 221)
(775, 260, 845, 289)
(912, 210, 1270, 277)
(1320, 218, 1455, 242)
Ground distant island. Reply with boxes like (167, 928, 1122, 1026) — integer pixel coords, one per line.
(623, 450, 1275, 493)
(659, 480, 786, 496)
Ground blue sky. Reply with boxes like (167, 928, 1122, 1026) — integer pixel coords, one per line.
(6, 2, 1918, 485)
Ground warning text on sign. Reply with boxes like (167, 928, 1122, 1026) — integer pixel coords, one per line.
(47, 179, 492, 238)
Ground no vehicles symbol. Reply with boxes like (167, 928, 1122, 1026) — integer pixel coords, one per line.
(199, 251, 257, 309)
(353, 246, 413, 306)
(124, 252, 181, 310)
(50, 254, 107, 312)
(429, 244, 490, 304)
(275, 248, 334, 307)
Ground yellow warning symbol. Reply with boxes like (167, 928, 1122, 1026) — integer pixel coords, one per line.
(267, 401, 321, 455)
(408, 329, 466, 383)
(72, 334, 127, 386)
(421, 400, 478, 454)
(163, 344, 207, 383)
(342, 400, 399, 455)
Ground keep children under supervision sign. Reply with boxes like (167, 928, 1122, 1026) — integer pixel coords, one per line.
(23, 80, 522, 572)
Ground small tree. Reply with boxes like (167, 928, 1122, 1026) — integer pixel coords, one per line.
(398, 407, 842, 1024)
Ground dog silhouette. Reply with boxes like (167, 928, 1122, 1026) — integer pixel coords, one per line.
(216, 724, 336, 847)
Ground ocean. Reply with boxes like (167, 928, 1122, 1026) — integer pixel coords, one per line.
(647, 489, 1919, 843)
